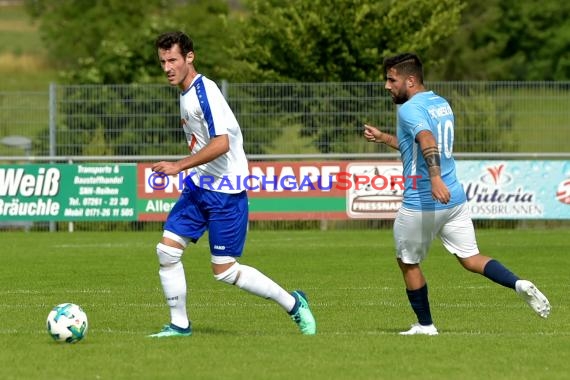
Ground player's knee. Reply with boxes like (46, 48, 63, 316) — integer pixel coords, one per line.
(156, 243, 183, 267)
(162, 230, 189, 248)
(213, 261, 240, 285)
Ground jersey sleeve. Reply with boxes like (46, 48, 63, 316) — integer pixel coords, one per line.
(399, 103, 430, 140)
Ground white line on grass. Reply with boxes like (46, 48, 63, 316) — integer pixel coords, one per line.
(4, 329, 568, 337)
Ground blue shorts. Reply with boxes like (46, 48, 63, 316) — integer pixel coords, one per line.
(164, 186, 248, 257)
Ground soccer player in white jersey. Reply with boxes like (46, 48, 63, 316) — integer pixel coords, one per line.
(148, 31, 316, 337)
(363, 53, 550, 335)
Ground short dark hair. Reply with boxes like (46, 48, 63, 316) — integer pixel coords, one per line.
(155, 31, 194, 56)
(383, 53, 424, 83)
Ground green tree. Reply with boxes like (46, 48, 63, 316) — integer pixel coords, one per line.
(82, 126, 114, 156)
(25, 0, 234, 84)
(26, 0, 164, 83)
(431, 0, 570, 80)
(25, 0, 237, 158)
(223, 0, 465, 153)
(223, 0, 465, 82)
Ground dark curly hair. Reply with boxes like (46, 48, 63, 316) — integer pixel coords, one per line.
(155, 31, 194, 56)
(383, 53, 424, 83)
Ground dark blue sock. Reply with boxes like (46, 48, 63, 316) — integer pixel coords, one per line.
(406, 284, 433, 326)
(483, 259, 519, 289)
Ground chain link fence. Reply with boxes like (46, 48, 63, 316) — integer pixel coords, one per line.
(2, 81, 570, 158)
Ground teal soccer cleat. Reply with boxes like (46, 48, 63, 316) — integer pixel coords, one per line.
(289, 290, 317, 335)
(147, 324, 192, 338)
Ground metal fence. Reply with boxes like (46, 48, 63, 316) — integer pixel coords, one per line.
(1, 81, 570, 159)
(1, 81, 569, 231)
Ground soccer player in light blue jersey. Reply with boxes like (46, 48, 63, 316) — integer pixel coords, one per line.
(147, 31, 315, 337)
(363, 53, 550, 335)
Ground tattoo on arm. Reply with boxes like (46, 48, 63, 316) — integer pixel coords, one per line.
(422, 146, 441, 177)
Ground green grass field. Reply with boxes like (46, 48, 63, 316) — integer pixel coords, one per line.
(0, 229, 568, 380)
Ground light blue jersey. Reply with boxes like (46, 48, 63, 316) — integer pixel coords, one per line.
(397, 91, 466, 210)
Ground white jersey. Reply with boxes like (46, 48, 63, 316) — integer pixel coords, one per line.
(180, 74, 249, 194)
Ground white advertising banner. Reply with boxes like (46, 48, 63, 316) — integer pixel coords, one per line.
(456, 160, 570, 219)
(345, 160, 570, 219)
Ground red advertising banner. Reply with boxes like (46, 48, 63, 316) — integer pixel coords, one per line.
(136, 161, 408, 221)
(137, 161, 353, 220)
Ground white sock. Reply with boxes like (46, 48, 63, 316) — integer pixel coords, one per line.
(217, 264, 296, 312)
(159, 262, 189, 329)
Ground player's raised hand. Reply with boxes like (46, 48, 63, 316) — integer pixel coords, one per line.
(363, 124, 382, 143)
(364, 124, 400, 150)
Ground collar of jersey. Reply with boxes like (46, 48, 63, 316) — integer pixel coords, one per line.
(181, 74, 202, 96)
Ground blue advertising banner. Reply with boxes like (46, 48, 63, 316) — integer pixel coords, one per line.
(456, 161, 570, 219)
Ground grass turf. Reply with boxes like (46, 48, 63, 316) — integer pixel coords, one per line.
(0, 228, 568, 379)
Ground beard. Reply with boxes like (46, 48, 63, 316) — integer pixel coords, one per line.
(391, 90, 408, 104)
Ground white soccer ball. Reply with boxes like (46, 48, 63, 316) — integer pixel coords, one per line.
(46, 303, 88, 343)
